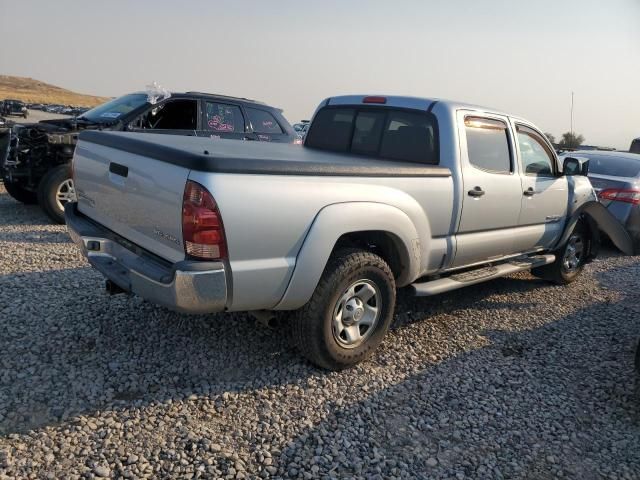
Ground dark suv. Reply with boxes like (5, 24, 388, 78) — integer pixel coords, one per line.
(0, 92, 297, 223)
(1, 99, 28, 119)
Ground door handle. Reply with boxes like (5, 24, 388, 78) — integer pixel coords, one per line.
(109, 162, 128, 178)
(523, 188, 536, 197)
(468, 186, 485, 197)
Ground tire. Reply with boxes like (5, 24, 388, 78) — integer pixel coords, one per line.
(290, 249, 396, 370)
(532, 224, 588, 285)
(3, 180, 38, 204)
(37, 165, 75, 224)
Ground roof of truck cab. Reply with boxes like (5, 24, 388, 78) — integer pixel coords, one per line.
(324, 95, 514, 118)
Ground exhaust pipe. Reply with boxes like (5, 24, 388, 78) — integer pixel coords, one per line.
(105, 280, 126, 295)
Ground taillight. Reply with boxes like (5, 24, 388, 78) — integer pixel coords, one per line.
(598, 188, 640, 205)
(182, 180, 227, 260)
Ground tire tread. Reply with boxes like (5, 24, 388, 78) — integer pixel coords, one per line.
(290, 248, 395, 370)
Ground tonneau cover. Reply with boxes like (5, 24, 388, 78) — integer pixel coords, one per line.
(79, 131, 451, 177)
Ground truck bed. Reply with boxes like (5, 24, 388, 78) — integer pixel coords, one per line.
(79, 131, 451, 178)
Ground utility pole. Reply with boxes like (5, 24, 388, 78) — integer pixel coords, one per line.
(570, 91, 574, 139)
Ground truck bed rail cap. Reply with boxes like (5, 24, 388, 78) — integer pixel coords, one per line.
(78, 131, 452, 178)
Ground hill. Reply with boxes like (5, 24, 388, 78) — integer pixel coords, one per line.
(0, 75, 110, 107)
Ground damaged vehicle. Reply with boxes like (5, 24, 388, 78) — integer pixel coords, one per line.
(66, 94, 634, 369)
(0, 90, 297, 223)
(1, 99, 28, 119)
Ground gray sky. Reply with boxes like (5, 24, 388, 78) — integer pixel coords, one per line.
(2, 0, 639, 148)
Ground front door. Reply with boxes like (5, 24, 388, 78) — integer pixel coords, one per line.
(454, 113, 524, 267)
(514, 124, 568, 251)
(128, 98, 199, 136)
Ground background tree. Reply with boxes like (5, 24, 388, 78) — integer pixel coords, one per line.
(544, 132, 556, 145)
(559, 132, 585, 149)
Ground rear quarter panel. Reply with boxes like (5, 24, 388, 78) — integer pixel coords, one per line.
(188, 171, 454, 311)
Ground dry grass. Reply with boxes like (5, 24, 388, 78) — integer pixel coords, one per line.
(0, 75, 111, 107)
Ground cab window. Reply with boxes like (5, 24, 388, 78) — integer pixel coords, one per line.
(516, 125, 556, 176)
(305, 107, 439, 164)
(464, 117, 512, 174)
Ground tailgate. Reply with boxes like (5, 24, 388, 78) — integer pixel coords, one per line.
(73, 139, 188, 263)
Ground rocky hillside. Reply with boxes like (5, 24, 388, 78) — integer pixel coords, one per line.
(0, 75, 110, 107)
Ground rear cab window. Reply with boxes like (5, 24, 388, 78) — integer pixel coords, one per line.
(305, 107, 439, 164)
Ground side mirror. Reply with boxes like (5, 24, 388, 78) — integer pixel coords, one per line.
(563, 156, 589, 176)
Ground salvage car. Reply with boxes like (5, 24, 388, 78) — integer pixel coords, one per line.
(65, 94, 633, 370)
(561, 150, 640, 248)
(1, 99, 28, 118)
(0, 91, 297, 223)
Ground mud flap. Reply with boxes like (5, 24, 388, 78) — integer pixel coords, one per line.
(562, 202, 635, 256)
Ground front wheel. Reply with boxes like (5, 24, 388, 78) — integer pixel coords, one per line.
(532, 225, 587, 285)
(290, 249, 396, 370)
(37, 165, 76, 224)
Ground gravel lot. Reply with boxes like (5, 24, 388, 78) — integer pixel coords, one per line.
(4, 110, 71, 124)
(1, 183, 639, 479)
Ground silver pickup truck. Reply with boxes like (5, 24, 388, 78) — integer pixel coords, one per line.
(65, 95, 633, 370)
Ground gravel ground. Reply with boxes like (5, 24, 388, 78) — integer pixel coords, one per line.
(0, 183, 639, 479)
(2, 110, 70, 125)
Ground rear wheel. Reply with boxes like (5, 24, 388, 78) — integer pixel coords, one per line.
(290, 249, 396, 370)
(3, 180, 38, 204)
(37, 165, 76, 224)
(532, 224, 587, 285)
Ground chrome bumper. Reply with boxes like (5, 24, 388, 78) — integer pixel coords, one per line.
(65, 203, 228, 314)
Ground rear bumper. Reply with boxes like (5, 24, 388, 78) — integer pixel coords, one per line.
(65, 203, 228, 314)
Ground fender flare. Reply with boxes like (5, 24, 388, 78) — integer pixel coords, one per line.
(274, 202, 422, 310)
(554, 201, 634, 256)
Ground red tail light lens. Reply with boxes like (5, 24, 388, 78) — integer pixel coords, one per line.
(182, 181, 227, 259)
(598, 189, 640, 205)
(363, 96, 387, 104)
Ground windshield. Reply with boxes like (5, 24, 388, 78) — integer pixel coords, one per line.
(80, 93, 149, 123)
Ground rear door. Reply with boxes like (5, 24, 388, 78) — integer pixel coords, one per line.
(514, 124, 568, 251)
(245, 107, 291, 143)
(454, 113, 524, 267)
(200, 101, 254, 141)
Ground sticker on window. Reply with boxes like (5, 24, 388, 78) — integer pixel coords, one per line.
(208, 116, 234, 132)
(206, 103, 242, 133)
(100, 112, 121, 118)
